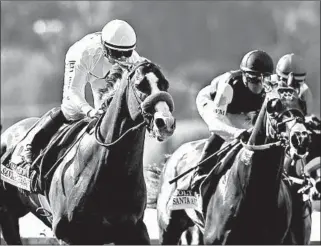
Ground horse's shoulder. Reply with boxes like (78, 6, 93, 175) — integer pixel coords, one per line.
(177, 139, 206, 153)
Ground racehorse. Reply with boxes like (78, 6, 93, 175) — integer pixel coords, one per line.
(0, 61, 176, 245)
(146, 86, 314, 244)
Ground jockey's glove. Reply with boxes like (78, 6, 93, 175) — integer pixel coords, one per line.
(236, 129, 251, 142)
(87, 109, 104, 118)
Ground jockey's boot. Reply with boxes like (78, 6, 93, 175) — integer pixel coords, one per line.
(191, 134, 224, 194)
(20, 108, 66, 193)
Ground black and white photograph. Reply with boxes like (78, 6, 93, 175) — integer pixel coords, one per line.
(1, 1, 320, 245)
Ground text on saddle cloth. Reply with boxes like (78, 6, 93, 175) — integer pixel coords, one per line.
(1, 164, 31, 191)
(167, 168, 203, 212)
(168, 188, 202, 212)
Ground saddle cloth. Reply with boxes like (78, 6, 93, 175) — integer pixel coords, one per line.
(168, 141, 243, 232)
(1, 115, 97, 192)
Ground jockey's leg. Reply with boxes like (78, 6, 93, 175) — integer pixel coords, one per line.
(191, 134, 224, 191)
(32, 108, 66, 154)
(198, 134, 225, 173)
(20, 108, 66, 193)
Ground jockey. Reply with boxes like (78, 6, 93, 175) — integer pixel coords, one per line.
(192, 50, 274, 191)
(19, 19, 145, 192)
(272, 53, 314, 116)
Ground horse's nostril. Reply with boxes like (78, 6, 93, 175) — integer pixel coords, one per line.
(155, 118, 165, 129)
(291, 134, 299, 148)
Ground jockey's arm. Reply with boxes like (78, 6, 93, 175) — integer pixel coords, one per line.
(196, 74, 246, 142)
(63, 48, 95, 117)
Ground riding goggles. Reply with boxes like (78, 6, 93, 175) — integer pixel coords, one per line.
(244, 71, 271, 84)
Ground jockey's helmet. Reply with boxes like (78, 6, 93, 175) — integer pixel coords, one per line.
(240, 50, 274, 75)
(240, 50, 274, 94)
(102, 19, 137, 61)
(276, 53, 306, 82)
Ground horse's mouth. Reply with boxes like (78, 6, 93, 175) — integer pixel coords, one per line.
(157, 136, 165, 142)
(152, 121, 175, 142)
(296, 146, 308, 156)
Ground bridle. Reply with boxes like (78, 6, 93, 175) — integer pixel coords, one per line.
(94, 61, 158, 148)
(240, 95, 315, 196)
(241, 100, 306, 153)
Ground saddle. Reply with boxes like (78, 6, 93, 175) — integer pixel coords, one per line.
(1, 114, 98, 193)
(34, 117, 97, 193)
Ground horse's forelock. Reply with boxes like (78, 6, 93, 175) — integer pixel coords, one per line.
(141, 63, 169, 91)
(130, 61, 169, 92)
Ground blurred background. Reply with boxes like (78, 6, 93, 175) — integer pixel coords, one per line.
(1, 1, 320, 243)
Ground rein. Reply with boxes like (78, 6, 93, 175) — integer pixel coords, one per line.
(94, 114, 146, 148)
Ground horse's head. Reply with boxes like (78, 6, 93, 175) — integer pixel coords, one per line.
(265, 86, 311, 159)
(126, 60, 176, 141)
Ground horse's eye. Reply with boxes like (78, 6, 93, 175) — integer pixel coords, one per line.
(158, 80, 169, 91)
(135, 77, 151, 95)
(267, 98, 283, 116)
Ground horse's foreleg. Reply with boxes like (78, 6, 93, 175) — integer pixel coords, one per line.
(113, 219, 151, 245)
(0, 209, 23, 245)
(179, 225, 203, 245)
(131, 219, 151, 245)
(159, 210, 192, 245)
(287, 199, 312, 245)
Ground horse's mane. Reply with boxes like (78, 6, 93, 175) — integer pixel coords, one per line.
(98, 64, 125, 108)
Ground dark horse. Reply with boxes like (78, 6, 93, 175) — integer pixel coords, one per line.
(146, 86, 315, 244)
(0, 61, 176, 245)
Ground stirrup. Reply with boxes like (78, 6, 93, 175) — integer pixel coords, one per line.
(30, 170, 41, 193)
(191, 174, 207, 192)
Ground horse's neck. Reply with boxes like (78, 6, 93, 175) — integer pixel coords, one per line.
(248, 102, 268, 145)
(99, 81, 131, 141)
(96, 80, 146, 170)
(240, 101, 286, 193)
